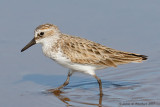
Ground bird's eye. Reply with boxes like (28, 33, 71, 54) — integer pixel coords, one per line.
(40, 32, 44, 36)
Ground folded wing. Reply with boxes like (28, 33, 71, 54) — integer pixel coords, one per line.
(60, 34, 148, 68)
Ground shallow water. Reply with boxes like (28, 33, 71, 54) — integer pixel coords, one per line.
(1, 0, 160, 107)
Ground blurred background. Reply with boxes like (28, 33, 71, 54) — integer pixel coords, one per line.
(0, 0, 160, 107)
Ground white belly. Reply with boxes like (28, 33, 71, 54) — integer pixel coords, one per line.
(42, 47, 96, 75)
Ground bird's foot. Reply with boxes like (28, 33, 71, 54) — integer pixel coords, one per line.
(47, 88, 62, 95)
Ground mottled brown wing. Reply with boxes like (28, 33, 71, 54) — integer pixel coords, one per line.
(60, 35, 147, 67)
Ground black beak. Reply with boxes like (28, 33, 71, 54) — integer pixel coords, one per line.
(21, 38, 36, 52)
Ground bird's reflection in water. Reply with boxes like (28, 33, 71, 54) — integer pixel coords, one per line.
(50, 90, 103, 107)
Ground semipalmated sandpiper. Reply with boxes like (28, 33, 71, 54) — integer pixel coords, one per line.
(21, 24, 147, 95)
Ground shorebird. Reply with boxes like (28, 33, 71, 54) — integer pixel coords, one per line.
(21, 23, 147, 95)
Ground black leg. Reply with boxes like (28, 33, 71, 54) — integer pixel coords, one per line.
(94, 75, 103, 96)
(57, 71, 72, 90)
(48, 71, 73, 92)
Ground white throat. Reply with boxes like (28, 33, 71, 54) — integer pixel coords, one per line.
(36, 34, 60, 58)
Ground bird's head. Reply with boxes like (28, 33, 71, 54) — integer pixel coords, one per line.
(21, 23, 60, 52)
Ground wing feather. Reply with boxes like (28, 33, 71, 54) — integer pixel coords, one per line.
(60, 34, 147, 67)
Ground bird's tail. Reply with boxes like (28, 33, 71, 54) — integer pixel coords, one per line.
(127, 54, 148, 61)
(111, 53, 148, 65)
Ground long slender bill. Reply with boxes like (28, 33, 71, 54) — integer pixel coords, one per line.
(21, 38, 36, 52)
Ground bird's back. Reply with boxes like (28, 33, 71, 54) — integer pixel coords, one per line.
(58, 34, 147, 69)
